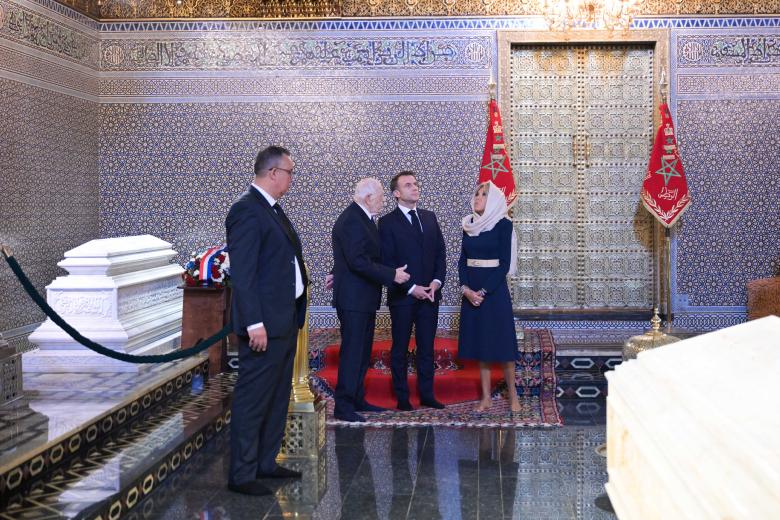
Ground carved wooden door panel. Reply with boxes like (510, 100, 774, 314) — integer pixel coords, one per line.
(509, 44, 655, 311)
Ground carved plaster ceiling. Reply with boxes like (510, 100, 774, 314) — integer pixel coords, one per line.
(56, 0, 780, 21)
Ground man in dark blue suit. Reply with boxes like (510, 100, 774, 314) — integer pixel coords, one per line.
(379, 171, 447, 411)
(225, 146, 307, 495)
(331, 178, 410, 422)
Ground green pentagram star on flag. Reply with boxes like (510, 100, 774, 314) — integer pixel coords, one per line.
(481, 155, 510, 181)
(655, 156, 682, 186)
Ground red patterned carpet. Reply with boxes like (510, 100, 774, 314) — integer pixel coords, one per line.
(309, 329, 561, 428)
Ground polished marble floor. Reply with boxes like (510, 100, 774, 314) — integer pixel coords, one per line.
(138, 401, 614, 520)
(0, 356, 206, 478)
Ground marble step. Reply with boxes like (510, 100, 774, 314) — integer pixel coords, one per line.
(0, 357, 209, 498)
(0, 371, 235, 520)
(556, 370, 610, 399)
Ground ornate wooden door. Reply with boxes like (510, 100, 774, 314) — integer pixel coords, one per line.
(509, 44, 655, 311)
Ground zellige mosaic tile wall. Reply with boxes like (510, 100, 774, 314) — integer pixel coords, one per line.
(0, 0, 99, 344)
(98, 101, 484, 308)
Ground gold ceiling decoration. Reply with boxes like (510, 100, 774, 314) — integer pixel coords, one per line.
(542, 0, 641, 31)
(55, 0, 780, 20)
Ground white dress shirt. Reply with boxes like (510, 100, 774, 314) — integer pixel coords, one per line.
(396, 204, 441, 295)
(247, 183, 304, 332)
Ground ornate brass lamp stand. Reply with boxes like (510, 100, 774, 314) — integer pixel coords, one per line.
(597, 308, 680, 458)
(277, 275, 327, 510)
(622, 307, 681, 361)
(278, 284, 326, 462)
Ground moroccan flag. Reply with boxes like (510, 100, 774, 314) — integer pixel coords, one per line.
(641, 103, 691, 227)
(479, 98, 517, 206)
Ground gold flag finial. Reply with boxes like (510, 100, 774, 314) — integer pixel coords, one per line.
(659, 67, 668, 103)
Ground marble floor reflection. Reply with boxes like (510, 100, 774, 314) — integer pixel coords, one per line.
(139, 400, 614, 520)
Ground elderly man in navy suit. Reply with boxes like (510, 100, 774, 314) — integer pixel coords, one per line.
(225, 146, 308, 495)
(331, 178, 411, 422)
(379, 171, 447, 411)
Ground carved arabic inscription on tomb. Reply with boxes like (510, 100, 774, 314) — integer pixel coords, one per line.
(117, 279, 181, 317)
(100, 36, 491, 71)
(51, 292, 113, 318)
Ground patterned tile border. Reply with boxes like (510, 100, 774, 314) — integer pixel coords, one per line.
(672, 311, 748, 330)
(308, 307, 748, 337)
(0, 359, 208, 496)
(634, 17, 780, 29)
(98, 74, 491, 102)
(677, 72, 780, 97)
(0, 44, 99, 99)
(556, 355, 623, 372)
(95, 17, 780, 33)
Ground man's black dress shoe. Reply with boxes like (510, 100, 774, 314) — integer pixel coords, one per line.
(228, 480, 273, 496)
(257, 466, 302, 479)
(333, 411, 366, 422)
(355, 402, 387, 413)
(420, 398, 445, 409)
(397, 400, 414, 411)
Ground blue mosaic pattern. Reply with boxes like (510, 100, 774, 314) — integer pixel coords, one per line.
(5, 2, 779, 339)
(0, 78, 99, 333)
(99, 101, 485, 308)
(675, 99, 780, 307)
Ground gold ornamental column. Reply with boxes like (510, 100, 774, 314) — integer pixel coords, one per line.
(279, 271, 326, 461)
(276, 270, 328, 510)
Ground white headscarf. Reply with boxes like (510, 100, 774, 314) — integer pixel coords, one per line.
(461, 181, 518, 276)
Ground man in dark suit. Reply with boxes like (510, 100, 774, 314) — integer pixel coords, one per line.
(332, 177, 410, 422)
(225, 146, 307, 495)
(379, 171, 447, 411)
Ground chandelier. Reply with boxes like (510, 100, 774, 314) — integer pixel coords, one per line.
(542, 0, 640, 31)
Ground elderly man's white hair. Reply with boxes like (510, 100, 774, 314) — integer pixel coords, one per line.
(353, 177, 383, 201)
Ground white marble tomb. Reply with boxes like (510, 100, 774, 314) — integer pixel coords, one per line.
(25, 235, 183, 372)
(605, 315, 780, 519)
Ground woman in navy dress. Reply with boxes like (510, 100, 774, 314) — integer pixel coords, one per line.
(457, 181, 519, 412)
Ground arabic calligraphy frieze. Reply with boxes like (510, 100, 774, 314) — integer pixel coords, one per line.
(0, 0, 98, 68)
(99, 35, 491, 71)
(678, 34, 780, 67)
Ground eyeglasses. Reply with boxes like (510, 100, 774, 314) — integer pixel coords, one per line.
(272, 166, 294, 176)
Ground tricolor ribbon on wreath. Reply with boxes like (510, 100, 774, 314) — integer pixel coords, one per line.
(198, 245, 228, 284)
(641, 103, 691, 227)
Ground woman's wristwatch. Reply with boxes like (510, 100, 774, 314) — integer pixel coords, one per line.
(477, 288, 487, 297)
